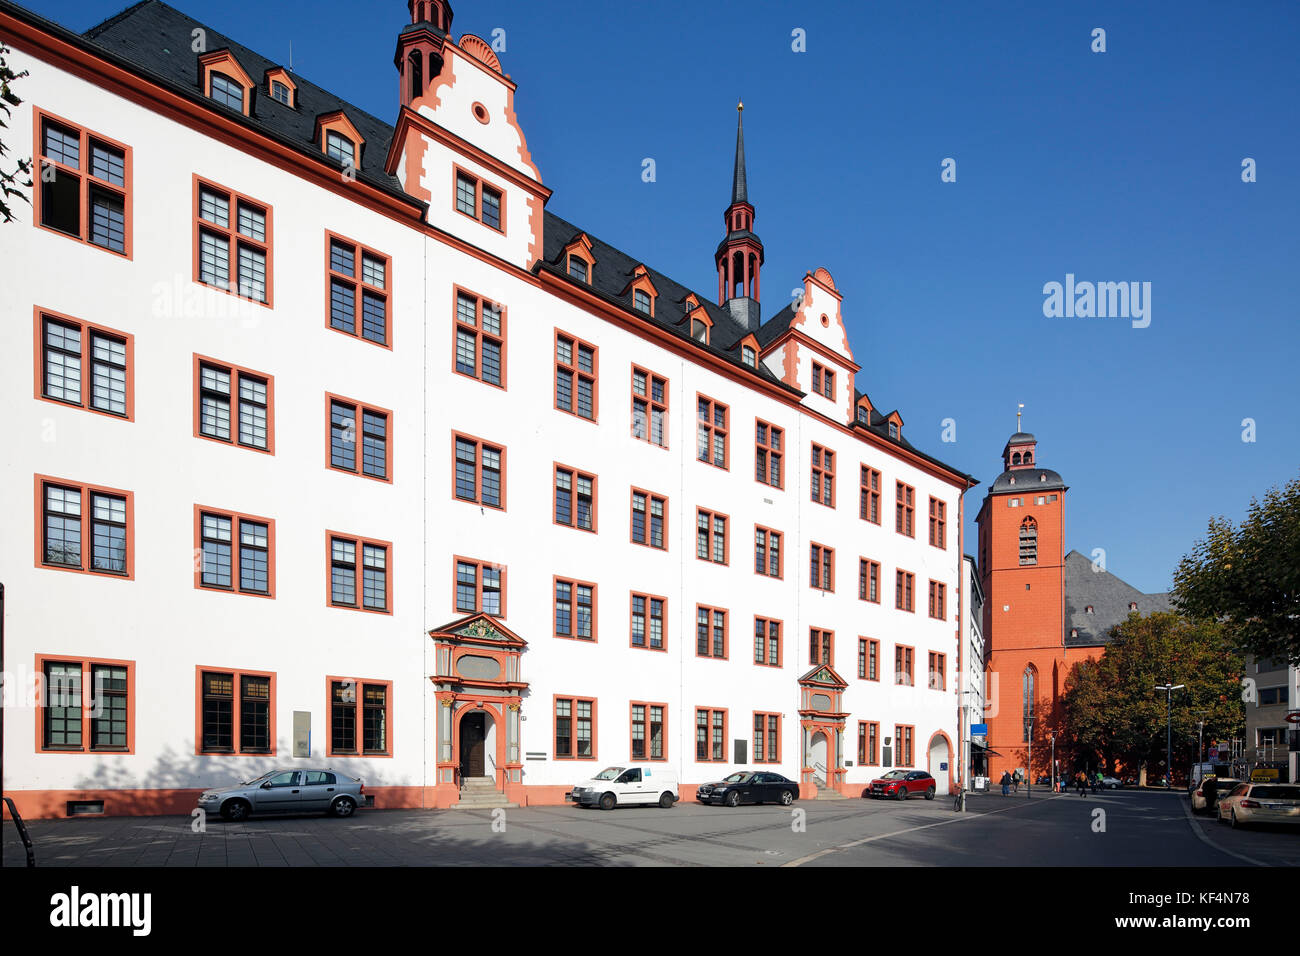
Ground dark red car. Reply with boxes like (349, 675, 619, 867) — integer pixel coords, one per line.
(865, 770, 936, 800)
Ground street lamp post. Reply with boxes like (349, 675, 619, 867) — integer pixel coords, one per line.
(1050, 733, 1056, 792)
(1155, 683, 1186, 788)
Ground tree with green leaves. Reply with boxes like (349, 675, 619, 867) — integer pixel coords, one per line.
(1058, 611, 1244, 785)
(1173, 473, 1300, 667)
(1, 41, 33, 224)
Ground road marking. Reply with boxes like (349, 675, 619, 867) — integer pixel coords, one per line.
(782, 794, 1063, 867)
(1176, 793, 1265, 867)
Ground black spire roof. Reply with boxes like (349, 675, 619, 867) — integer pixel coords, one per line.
(731, 104, 748, 205)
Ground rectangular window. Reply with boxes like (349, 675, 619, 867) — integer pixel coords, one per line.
(755, 420, 783, 488)
(454, 168, 505, 232)
(37, 476, 132, 578)
(327, 233, 390, 346)
(630, 593, 666, 650)
(630, 702, 666, 760)
(928, 581, 947, 620)
(455, 557, 504, 617)
(896, 481, 915, 536)
(753, 713, 781, 763)
(328, 678, 392, 755)
(810, 543, 834, 591)
(555, 331, 597, 421)
(809, 627, 834, 666)
(697, 395, 729, 469)
(198, 668, 274, 755)
(194, 355, 272, 453)
(630, 489, 667, 549)
(858, 638, 880, 681)
(695, 707, 727, 762)
(554, 697, 595, 759)
(858, 721, 879, 766)
(811, 362, 834, 399)
(554, 577, 596, 641)
(753, 617, 782, 667)
(453, 288, 505, 387)
(37, 311, 133, 420)
(896, 570, 915, 612)
(196, 507, 274, 597)
(860, 466, 881, 523)
(811, 444, 835, 507)
(452, 433, 505, 509)
(928, 652, 947, 691)
(36, 111, 131, 256)
(895, 645, 914, 687)
(329, 533, 390, 613)
(195, 177, 271, 304)
(754, 526, 783, 578)
(896, 725, 914, 767)
(554, 464, 595, 531)
(929, 497, 946, 548)
(696, 509, 728, 565)
(631, 366, 668, 447)
(38, 657, 133, 753)
(328, 395, 391, 482)
(695, 605, 728, 659)
(859, 558, 880, 603)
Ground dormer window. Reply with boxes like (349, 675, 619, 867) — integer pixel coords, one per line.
(857, 406, 868, 424)
(270, 81, 292, 105)
(741, 345, 756, 368)
(210, 73, 245, 111)
(325, 131, 355, 166)
(888, 422, 899, 440)
(691, 317, 709, 344)
(1128, 601, 1138, 611)
(568, 256, 589, 282)
(633, 289, 651, 315)
(265, 68, 296, 108)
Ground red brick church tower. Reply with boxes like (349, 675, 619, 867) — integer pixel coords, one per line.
(975, 420, 1069, 780)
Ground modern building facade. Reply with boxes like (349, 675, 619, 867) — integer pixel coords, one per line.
(960, 554, 986, 781)
(0, 0, 975, 818)
(1243, 654, 1299, 783)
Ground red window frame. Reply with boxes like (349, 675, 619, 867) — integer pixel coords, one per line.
(194, 354, 274, 455)
(630, 701, 668, 761)
(453, 165, 505, 233)
(896, 481, 915, 537)
(753, 712, 781, 763)
(553, 576, 598, 642)
(34, 654, 136, 754)
(695, 604, 728, 660)
(695, 707, 728, 762)
(325, 676, 393, 756)
(860, 466, 881, 523)
(896, 724, 915, 767)
(553, 695, 597, 760)
(553, 463, 596, 532)
(755, 419, 784, 488)
(325, 231, 392, 348)
(754, 525, 783, 578)
(895, 645, 915, 687)
(630, 487, 667, 550)
(896, 570, 915, 613)
(327, 393, 393, 483)
(630, 592, 668, 651)
(811, 362, 834, 399)
(929, 496, 947, 548)
(631, 365, 668, 448)
(193, 175, 273, 307)
(696, 508, 729, 565)
(753, 617, 782, 667)
(453, 286, 506, 388)
(194, 505, 276, 599)
(928, 652, 947, 691)
(810, 542, 834, 591)
(858, 721, 880, 766)
(327, 531, 392, 614)
(34, 308, 135, 421)
(928, 580, 947, 620)
(555, 330, 598, 421)
(859, 638, 880, 681)
(452, 432, 506, 510)
(454, 556, 506, 618)
(34, 475, 134, 580)
(697, 394, 729, 469)
(859, 558, 881, 603)
(811, 444, 835, 507)
(33, 108, 133, 258)
(809, 627, 834, 666)
(194, 666, 276, 756)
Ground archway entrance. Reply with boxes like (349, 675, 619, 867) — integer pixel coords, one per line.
(927, 733, 951, 795)
(458, 709, 497, 780)
(810, 732, 828, 783)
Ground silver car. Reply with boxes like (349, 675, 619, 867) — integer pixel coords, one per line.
(196, 769, 366, 821)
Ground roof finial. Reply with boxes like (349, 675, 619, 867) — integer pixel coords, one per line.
(1017, 402, 1024, 432)
(737, 99, 743, 113)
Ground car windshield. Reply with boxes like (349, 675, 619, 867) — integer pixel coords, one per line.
(722, 773, 753, 784)
(592, 767, 626, 781)
(880, 770, 908, 780)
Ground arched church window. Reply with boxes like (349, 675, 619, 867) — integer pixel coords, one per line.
(1022, 665, 1036, 743)
(1019, 516, 1037, 566)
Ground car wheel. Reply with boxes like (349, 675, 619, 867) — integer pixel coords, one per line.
(221, 799, 250, 822)
(895, 787, 908, 801)
(725, 791, 741, 808)
(924, 787, 935, 801)
(331, 796, 357, 818)
(599, 792, 616, 811)
(780, 789, 794, 806)
(658, 791, 674, 809)
(1217, 808, 1227, 824)
(1230, 810, 1241, 829)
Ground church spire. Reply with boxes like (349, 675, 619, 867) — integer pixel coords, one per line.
(715, 101, 764, 333)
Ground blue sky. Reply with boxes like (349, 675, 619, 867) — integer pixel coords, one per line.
(29, 0, 1300, 592)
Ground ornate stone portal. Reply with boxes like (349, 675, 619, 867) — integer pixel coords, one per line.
(798, 664, 849, 794)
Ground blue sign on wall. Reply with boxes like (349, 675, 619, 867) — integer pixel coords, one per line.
(970, 723, 988, 736)
(940, 762, 948, 771)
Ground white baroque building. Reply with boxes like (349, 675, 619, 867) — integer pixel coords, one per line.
(0, 0, 976, 817)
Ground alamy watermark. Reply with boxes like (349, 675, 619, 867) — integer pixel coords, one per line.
(1042, 274, 1151, 328)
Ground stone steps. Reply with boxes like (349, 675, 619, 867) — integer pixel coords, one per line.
(452, 776, 516, 810)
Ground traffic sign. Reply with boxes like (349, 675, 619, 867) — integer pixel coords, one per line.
(1285, 710, 1300, 724)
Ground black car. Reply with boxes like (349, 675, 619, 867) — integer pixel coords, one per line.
(697, 771, 800, 807)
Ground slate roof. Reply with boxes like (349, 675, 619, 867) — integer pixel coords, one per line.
(6, 0, 975, 483)
(1063, 549, 1173, 647)
(1006, 432, 1036, 443)
(989, 468, 1067, 493)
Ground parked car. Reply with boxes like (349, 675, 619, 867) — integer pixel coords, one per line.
(568, 765, 678, 809)
(696, 771, 800, 807)
(865, 770, 936, 800)
(1192, 777, 1242, 813)
(1217, 783, 1300, 828)
(196, 769, 365, 821)
(1100, 776, 1123, 789)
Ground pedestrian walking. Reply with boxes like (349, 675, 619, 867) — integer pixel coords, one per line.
(1000, 770, 1011, 796)
(1012, 769, 1021, 794)
(1076, 772, 1086, 797)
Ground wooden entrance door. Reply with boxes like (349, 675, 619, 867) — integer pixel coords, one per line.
(460, 712, 486, 778)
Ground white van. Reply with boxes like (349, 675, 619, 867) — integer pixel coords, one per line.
(567, 765, 679, 810)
